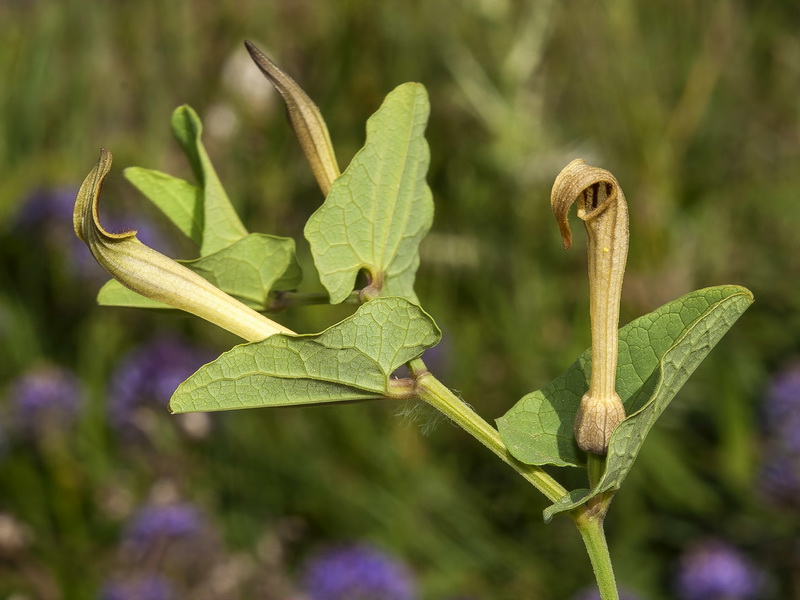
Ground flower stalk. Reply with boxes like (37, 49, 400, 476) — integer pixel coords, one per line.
(551, 159, 629, 455)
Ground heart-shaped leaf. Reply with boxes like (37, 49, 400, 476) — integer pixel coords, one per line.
(304, 83, 433, 304)
(170, 297, 440, 413)
(98, 233, 302, 311)
(495, 286, 753, 518)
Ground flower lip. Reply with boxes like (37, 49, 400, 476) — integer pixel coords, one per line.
(551, 158, 622, 251)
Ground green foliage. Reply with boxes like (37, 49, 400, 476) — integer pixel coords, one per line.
(124, 167, 203, 245)
(304, 83, 433, 304)
(66, 51, 759, 599)
(122, 106, 254, 257)
(170, 297, 440, 412)
(98, 234, 301, 311)
(170, 105, 248, 255)
(496, 285, 753, 519)
(100, 105, 303, 312)
(7, 2, 789, 595)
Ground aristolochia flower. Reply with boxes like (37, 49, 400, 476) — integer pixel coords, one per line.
(551, 159, 629, 455)
(73, 149, 293, 342)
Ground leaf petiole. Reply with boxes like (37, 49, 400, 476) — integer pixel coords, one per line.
(266, 290, 360, 312)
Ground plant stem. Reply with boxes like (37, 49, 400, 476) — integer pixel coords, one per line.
(267, 290, 359, 312)
(413, 371, 568, 503)
(412, 364, 619, 598)
(573, 511, 619, 600)
(587, 453, 605, 488)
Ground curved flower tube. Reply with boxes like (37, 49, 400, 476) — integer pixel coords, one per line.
(74, 149, 295, 342)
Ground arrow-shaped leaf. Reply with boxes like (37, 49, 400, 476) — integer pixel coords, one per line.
(304, 83, 433, 304)
(98, 233, 302, 311)
(495, 286, 753, 519)
(124, 167, 203, 246)
(170, 297, 441, 413)
(171, 105, 248, 255)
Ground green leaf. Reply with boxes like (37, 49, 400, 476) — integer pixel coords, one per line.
(186, 234, 302, 309)
(171, 105, 248, 255)
(98, 233, 302, 311)
(304, 83, 433, 304)
(75, 149, 290, 342)
(170, 297, 441, 413)
(124, 167, 203, 245)
(495, 285, 753, 519)
(97, 280, 169, 309)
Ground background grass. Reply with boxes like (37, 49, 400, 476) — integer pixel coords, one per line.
(1, 0, 799, 598)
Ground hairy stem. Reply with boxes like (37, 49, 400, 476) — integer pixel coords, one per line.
(413, 370, 567, 503)
(410, 363, 619, 598)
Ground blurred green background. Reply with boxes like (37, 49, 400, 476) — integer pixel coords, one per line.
(2, 0, 799, 598)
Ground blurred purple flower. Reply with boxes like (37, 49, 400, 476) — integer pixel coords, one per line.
(763, 365, 800, 452)
(574, 587, 640, 600)
(421, 332, 451, 378)
(675, 540, 762, 600)
(757, 452, 800, 508)
(15, 186, 77, 229)
(123, 503, 204, 551)
(109, 336, 213, 431)
(758, 364, 800, 507)
(9, 366, 83, 435)
(14, 184, 175, 281)
(100, 574, 174, 600)
(302, 543, 417, 600)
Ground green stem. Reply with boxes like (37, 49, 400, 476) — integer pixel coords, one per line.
(413, 371, 567, 503)
(412, 364, 619, 598)
(587, 453, 605, 488)
(573, 512, 619, 600)
(266, 290, 359, 312)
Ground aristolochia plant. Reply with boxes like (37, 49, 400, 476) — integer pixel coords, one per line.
(73, 41, 753, 599)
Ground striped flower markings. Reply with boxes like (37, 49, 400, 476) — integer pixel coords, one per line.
(551, 159, 629, 455)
